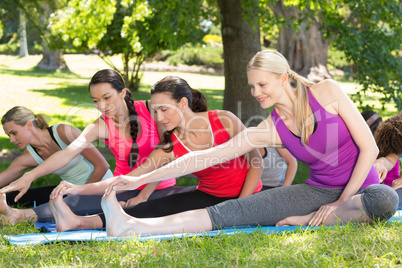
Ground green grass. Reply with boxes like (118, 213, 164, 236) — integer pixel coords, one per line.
(0, 54, 401, 266)
(1, 222, 402, 266)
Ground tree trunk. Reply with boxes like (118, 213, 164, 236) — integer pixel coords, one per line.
(218, 0, 266, 126)
(271, 1, 331, 82)
(19, 10, 29, 57)
(36, 44, 69, 71)
(35, 2, 70, 71)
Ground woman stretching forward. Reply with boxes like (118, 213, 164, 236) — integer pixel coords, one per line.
(90, 49, 397, 237)
(0, 106, 112, 207)
(48, 76, 263, 231)
(0, 70, 186, 225)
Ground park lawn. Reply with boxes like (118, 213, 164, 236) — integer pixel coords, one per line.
(0, 54, 401, 266)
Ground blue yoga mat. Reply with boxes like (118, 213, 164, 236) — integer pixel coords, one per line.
(4, 210, 402, 246)
(34, 222, 104, 233)
(4, 225, 321, 246)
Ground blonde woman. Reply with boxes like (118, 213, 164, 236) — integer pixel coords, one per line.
(0, 106, 112, 209)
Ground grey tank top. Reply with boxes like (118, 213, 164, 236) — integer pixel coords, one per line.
(259, 147, 287, 187)
(26, 124, 109, 185)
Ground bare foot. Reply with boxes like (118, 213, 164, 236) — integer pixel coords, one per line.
(0, 193, 16, 225)
(49, 194, 86, 231)
(101, 190, 137, 237)
(275, 212, 316, 227)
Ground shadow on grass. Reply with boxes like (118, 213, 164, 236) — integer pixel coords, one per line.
(30, 83, 153, 109)
(0, 67, 84, 80)
(30, 82, 224, 110)
(31, 84, 94, 108)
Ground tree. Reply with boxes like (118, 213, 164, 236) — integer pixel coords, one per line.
(1, 0, 69, 70)
(262, 0, 402, 109)
(35, 1, 69, 71)
(268, 1, 331, 81)
(18, 8, 29, 57)
(51, 0, 209, 90)
(217, 0, 267, 125)
(324, 0, 402, 109)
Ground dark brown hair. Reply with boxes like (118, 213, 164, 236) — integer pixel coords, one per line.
(361, 110, 383, 135)
(151, 76, 208, 152)
(375, 112, 402, 158)
(89, 69, 139, 168)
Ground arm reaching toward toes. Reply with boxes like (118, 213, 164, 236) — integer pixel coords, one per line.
(107, 122, 278, 195)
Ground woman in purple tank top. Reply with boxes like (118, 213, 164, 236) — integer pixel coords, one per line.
(88, 50, 398, 237)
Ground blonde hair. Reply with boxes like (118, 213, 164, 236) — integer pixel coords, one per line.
(1, 106, 48, 130)
(247, 50, 316, 145)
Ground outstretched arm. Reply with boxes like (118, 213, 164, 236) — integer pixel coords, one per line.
(50, 147, 174, 198)
(0, 120, 103, 201)
(56, 124, 110, 184)
(107, 118, 280, 194)
(216, 110, 264, 198)
(0, 151, 37, 188)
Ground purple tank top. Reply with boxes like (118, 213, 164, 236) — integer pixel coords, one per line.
(271, 89, 379, 188)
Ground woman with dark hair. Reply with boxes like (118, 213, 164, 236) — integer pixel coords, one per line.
(48, 76, 263, 231)
(0, 70, 187, 225)
(361, 110, 383, 136)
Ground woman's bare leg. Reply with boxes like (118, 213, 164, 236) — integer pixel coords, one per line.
(101, 190, 214, 237)
(276, 194, 371, 226)
(0, 193, 37, 225)
(49, 194, 103, 231)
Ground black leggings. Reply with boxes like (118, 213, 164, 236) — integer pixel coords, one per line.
(6, 186, 56, 207)
(98, 190, 235, 227)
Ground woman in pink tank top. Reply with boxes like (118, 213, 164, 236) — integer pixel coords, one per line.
(0, 69, 191, 225)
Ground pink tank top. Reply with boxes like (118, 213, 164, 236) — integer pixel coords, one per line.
(171, 110, 262, 197)
(382, 161, 400, 186)
(103, 100, 175, 190)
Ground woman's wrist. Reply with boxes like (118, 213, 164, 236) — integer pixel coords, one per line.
(25, 170, 38, 182)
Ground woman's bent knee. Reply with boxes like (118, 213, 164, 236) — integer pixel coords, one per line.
(361, 184, 399, 221)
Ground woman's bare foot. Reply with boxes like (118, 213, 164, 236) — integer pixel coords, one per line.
(0, 193, 37, 225)
(0, 193, 16, 225)
(49, 194, 102, 231)
(101, 190, 138, 237)
(275, 212, 316, 227)
(49, 195, 80, 231)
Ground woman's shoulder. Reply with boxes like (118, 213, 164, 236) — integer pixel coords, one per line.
(214, 110, 245, 136)
(58, 119, 106, 143)
(214, 110, 241, 125)
(310, 79, 346, 112)
(53, 123, 82, 144)
(310, 79, 343, 97)
(215, 110, 238, 120)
